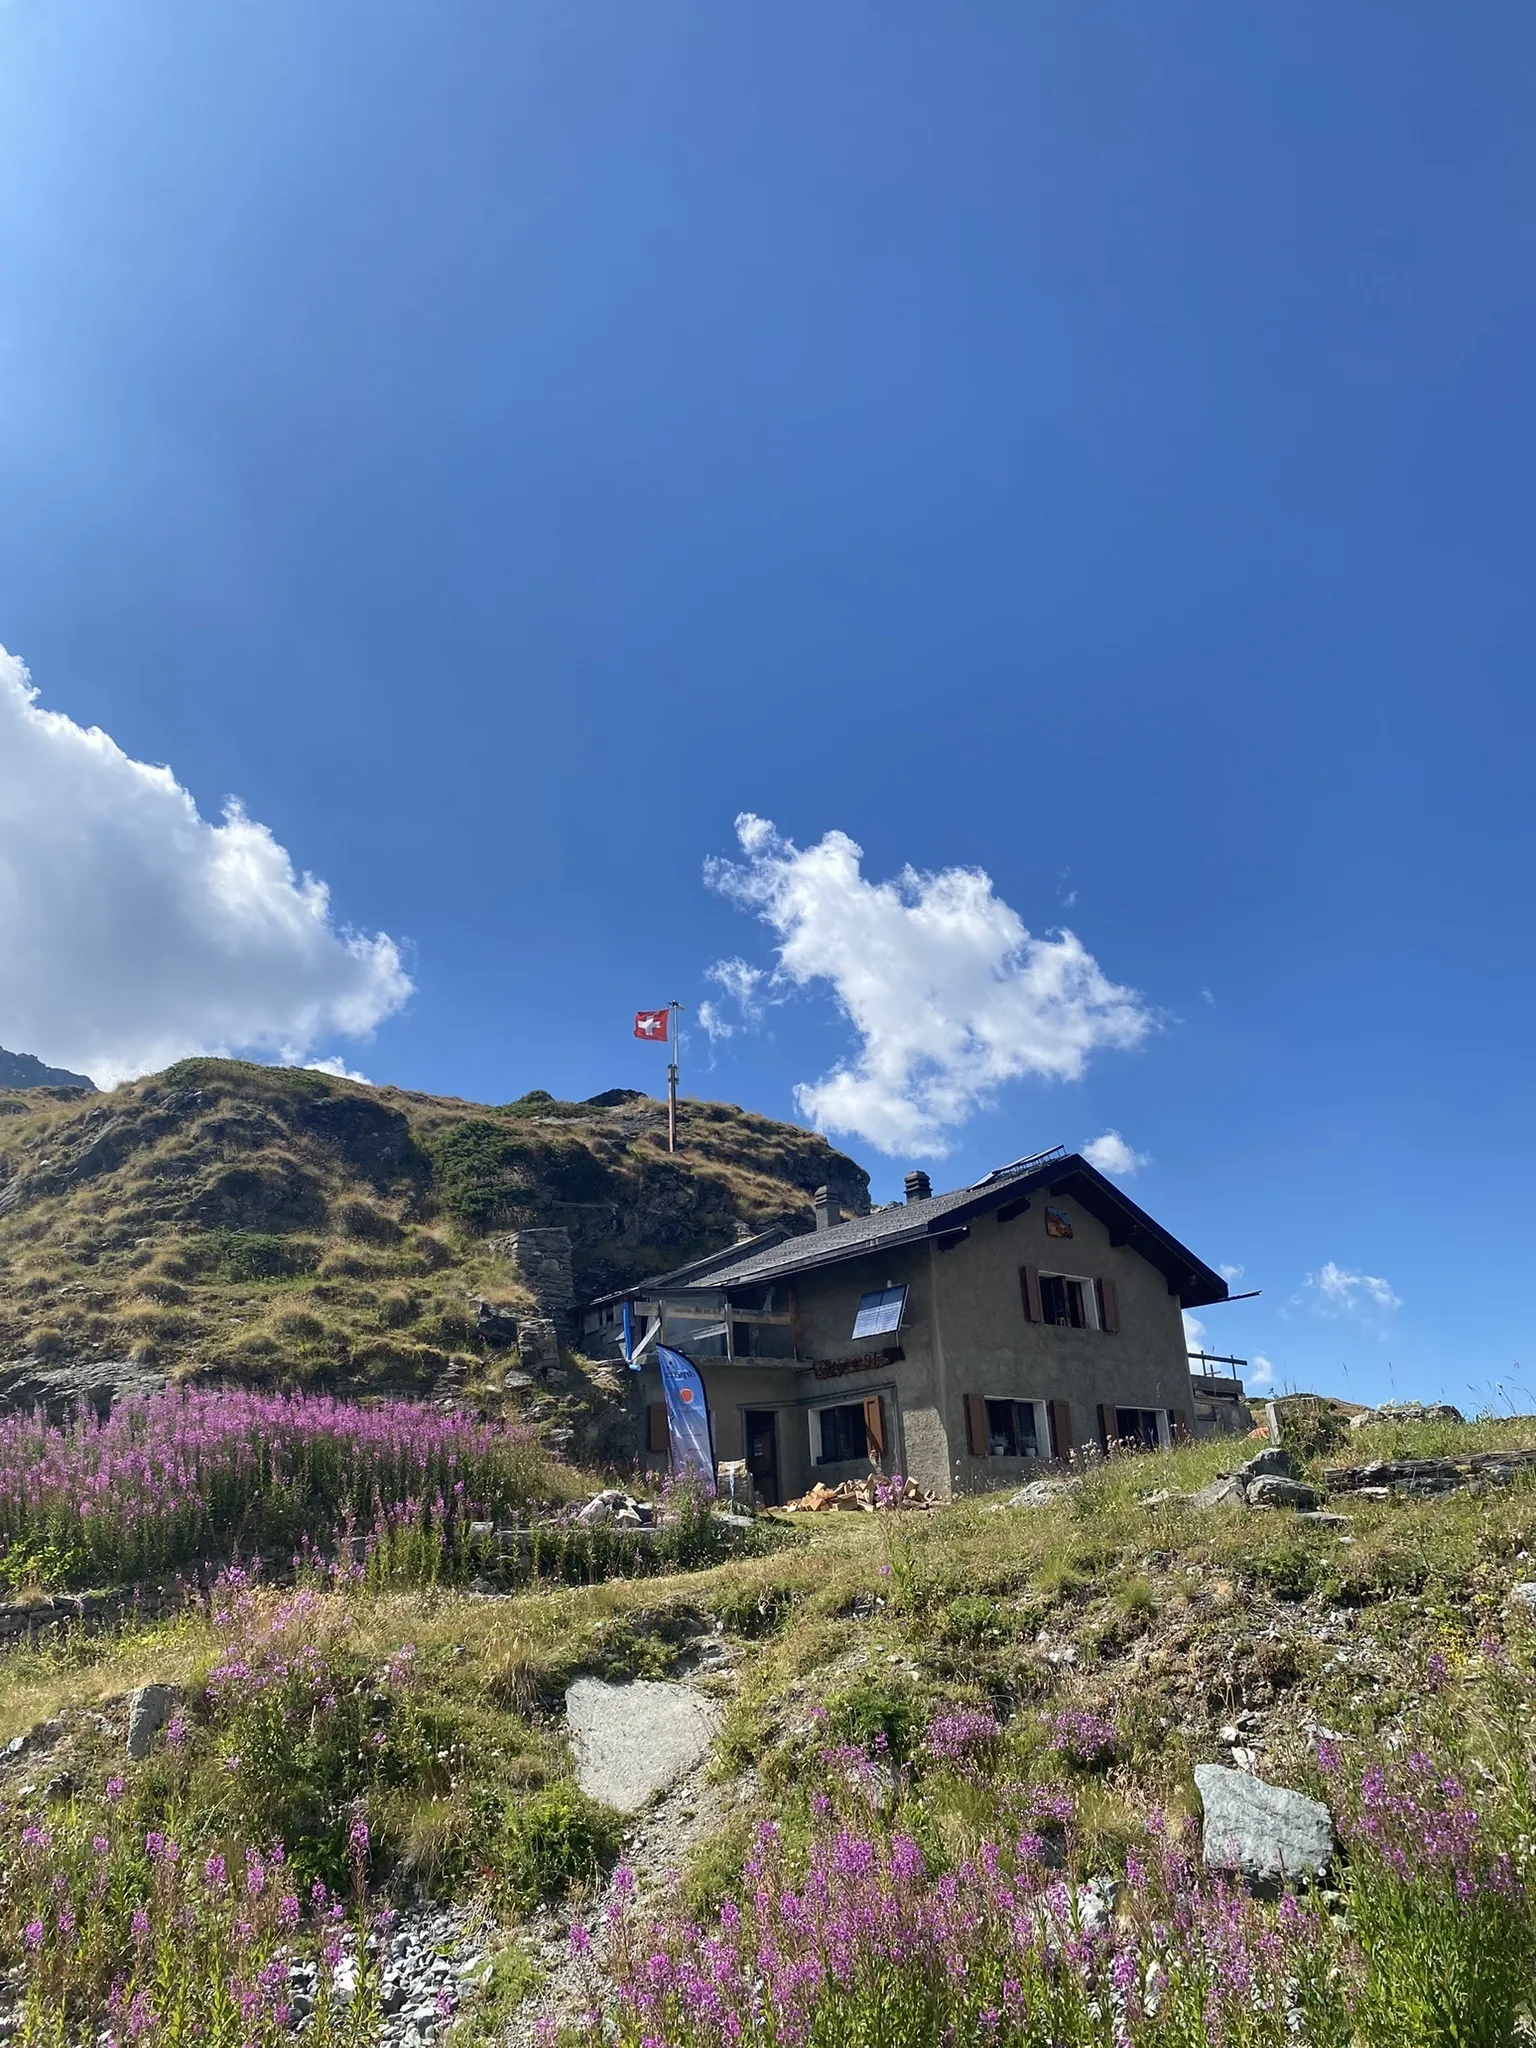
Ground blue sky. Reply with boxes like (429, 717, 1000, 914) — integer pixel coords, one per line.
(2, 3, 1535, 1410)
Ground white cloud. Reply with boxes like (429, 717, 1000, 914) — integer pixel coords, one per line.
(1249, 1354, 1276, 1390)
(301, 1056, 373, 1083)
(1302, 1261, 1402, 1317)
(1219, 1262, 1245, 1282)
(699, 957, 778, 1043)
(1082, 1129, 1149, 1177)
(705, 815, 1153, 1155)
(0, 647, 411, 1086)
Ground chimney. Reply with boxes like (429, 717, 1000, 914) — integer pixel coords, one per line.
(904, 1170, 932, 1203)
(813, 1185, 842, 1231)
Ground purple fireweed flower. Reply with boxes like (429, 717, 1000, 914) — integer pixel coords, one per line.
(204, 1853, 228, 1891)
(925, 1709, 1001, 1764)
(276, 1894, 301, 1932)
(130, 1909, 150, 1944)
(1047, 1709, 1117, 1766)
(105, 1776, 125, 1804)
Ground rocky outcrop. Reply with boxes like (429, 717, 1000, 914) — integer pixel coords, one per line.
(0, 1356, 167, 1422)
(0, 1047, 97, 1093)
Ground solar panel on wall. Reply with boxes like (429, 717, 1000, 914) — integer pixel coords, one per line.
(851, 1285, 907, 1340)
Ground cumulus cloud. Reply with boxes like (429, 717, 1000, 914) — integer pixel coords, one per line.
(1219, 1262, 1245, 1282)
(1182, 1312, 1208, 1359)
(1082, 1129, 1149, 1177)
(705, 815, 1153, 1155)
(1300, 1261, 1402, 1317)
(0, 647, 411, 1085)
(1248, 1354, 1276, 1390)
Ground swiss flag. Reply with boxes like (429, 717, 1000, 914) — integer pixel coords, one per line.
(634, 1009, 670, 1041)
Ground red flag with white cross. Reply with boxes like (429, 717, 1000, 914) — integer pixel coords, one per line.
(634, 1009, 669, 1041)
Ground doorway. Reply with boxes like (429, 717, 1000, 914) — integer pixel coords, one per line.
(742, 1410, 781, 1506)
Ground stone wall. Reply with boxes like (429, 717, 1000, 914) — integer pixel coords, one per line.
(492, 1228, 575, 1337)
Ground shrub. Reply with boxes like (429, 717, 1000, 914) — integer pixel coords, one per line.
(498, 1781, 622, 1910)
(825, 1675, 925, 1763)
(205, 1232, 320, 1283)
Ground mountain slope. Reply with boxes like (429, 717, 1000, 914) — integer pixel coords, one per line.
(0, 1059, 868, 1401)
(0, 1047, 97, 1092)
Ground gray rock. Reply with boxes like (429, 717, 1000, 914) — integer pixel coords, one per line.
(565, 1676, 721, 1814)
(1246, 1475, 1321, 1511)
(1509, 1583, 1536, 1614)
(1004, 1479, 1077, 1508)
(1373, 1400, 1464, 1424)
(125, 1683, 180, 1760)
(1295, 1511, 1350, 1528)
(1189, 1475, 1246, 1510)
(1238, 1448, 1298, 1482)
(1195, 1763, 1333, 1885)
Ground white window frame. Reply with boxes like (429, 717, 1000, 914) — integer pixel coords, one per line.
(1112, 1404, 1171, 1449)
(982, 1395, 1052, 1460)
(1038, 1272, 1101, 1331)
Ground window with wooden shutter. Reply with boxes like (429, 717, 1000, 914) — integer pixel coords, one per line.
(647, 1404, 670, 1454)
(964, 1392, 988, 1457)
(1020, 1265, 1043, 1323)
(862, 1395, 887, 1461)
(1096, 1277, 1120, 1333)
(1048, 1399, 1072, 1461)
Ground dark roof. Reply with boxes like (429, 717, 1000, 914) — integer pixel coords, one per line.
(599, 1147, 1230, 1310)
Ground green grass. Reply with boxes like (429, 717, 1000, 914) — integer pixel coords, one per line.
(0, 1413, 1533, 2043)
(0, 1060, 866, 1402)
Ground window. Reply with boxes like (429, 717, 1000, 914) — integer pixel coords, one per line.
(852, 1285, 907, 1340)
(1039, 1274, 1089, 1328)
(1114, 1408, 1166, 1450)
(817, 1403, 870, 1464)
(985, 1398, 1044, 1459)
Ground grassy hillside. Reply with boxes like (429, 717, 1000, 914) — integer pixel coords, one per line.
(0, 1415, 1532, 2044)
(0, 1060, 869, 1402)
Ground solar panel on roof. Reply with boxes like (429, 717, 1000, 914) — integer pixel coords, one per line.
(851, 1285, 907, 1340)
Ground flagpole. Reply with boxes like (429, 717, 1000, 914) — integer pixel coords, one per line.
(667, 1000, 681, 1153)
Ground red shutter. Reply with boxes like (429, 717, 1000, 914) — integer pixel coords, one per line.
(1168, 1408, 1190, 1444)
(862, 1396, 887, 1460)
(1098, 1403, 1115, 1452)
(1097, 1277, 1120, 1333)
(647, 1403, 670, 1454)
(964, 1392, 988, 1457)
(1048, 1399, 1072, 1461)
(1020, 1266, 1043, 1323)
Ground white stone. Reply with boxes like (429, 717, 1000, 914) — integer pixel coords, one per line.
(564, 1677, 721, 1814)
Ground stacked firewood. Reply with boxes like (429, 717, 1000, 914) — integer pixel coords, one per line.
(781, 1474, 935, 1513)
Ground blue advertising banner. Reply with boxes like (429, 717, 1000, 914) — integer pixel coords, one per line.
(657, 1344, 716, 1493)
(622, 1299, 636, 1368)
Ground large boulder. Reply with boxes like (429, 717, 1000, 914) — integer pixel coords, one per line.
(1195, 1763, 1333, 1886)
(564, 1677, 720, 1813)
